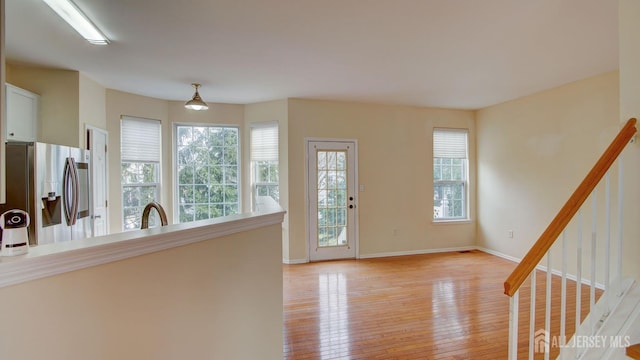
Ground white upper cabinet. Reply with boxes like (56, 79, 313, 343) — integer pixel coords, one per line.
(5, 83, 38, 142)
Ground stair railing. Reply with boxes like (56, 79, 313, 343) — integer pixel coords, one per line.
(503, 118, 637, 359)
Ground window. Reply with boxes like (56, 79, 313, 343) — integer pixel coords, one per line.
(433, 128, 468, 220)
(250, 122, 279, 209)
(121, 116, 161, 230)
(176, 125, 239, 223)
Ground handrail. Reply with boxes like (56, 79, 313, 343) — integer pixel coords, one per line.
(504, 118, 637, 297)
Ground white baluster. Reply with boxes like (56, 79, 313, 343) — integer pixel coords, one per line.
(576, 210, 583, 339)
(605, 172, 611, 315)
(545, 250, 552, 360)
(617, 156, 624, 296)
(590, 190, 597, 334)
(561, 230, 567, 347)
(509, 291, 519, 360)
(529, 272, 536, 360)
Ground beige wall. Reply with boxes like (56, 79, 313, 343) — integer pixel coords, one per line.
(0, 224, 283, 360)
(6, 64, 80, 147)
(619, 0, 640, 279)
(79, 73, 107, 145)
(168, 100, 244, 126)
(244, 99, 290, 260)
(476, 71, 620, 261)
(287, 99, 476, 261)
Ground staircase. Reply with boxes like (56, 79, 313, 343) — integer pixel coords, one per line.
(559, 278, 640, 359)
(503, 118, 639, 359)
(628, 344, 640, 359)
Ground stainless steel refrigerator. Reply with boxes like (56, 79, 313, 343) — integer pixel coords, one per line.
(0, 142, 91, 245)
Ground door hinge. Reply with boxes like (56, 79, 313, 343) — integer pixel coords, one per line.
(105, 144, 108, 153)
(105, 200, 108, 207)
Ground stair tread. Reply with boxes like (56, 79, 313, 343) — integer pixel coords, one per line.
(627, 344, 640, 359)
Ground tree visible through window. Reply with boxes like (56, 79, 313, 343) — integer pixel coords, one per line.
(255, 161, 279, 201)
(433, 128, 468, 220)
(176, 125, 240, 222)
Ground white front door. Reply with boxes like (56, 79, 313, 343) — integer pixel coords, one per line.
(307, 140, 358, 261)
(87, 126, 109, 237)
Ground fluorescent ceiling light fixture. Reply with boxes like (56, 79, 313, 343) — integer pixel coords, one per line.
(42, 0, 109, 45)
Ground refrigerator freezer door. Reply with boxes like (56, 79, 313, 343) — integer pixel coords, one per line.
(35, 143, 68, 244)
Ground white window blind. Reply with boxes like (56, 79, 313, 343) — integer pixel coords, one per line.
(250, 123, 278, 161)
(121, 116, 161, 162)
(433, 128, 468, 159)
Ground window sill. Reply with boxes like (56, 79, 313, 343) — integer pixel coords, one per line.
(432, 219, 473, 225)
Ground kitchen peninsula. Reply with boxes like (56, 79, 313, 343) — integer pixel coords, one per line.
(0, 198, 285, 360)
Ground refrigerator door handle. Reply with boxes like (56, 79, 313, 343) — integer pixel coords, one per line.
(63, 157, 80, 226)
(69, 157, 79, 226)
(63, 157, 72, 225)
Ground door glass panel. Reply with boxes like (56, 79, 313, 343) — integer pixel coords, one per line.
(316, 150, 348, 248)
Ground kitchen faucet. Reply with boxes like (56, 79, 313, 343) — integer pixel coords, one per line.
(141, 201, 168, 229)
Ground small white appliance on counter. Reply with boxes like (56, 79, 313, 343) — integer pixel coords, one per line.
(0, 209, 30, 256)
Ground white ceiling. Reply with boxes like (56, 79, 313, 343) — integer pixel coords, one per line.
(5, 0, 619, 110)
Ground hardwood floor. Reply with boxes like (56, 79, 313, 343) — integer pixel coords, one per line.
(283, 250, 600, 359)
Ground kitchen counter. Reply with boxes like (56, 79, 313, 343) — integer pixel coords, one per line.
(0, 197, 285, 288)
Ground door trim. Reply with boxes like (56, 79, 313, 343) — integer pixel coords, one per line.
(305, 138, 359, 261)
(86, 125, 109, 236)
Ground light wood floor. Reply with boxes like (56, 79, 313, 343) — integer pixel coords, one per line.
(283, 250, 600, 359)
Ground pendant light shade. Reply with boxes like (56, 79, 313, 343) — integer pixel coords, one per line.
(184, 83, 209, 111)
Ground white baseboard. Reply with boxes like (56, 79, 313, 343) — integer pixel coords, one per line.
(476, 246, 605, 290)
(285, 246, 477, 264)
(475, 246, 521, 263)
(283, 258, 308, 264)
(359, 246, 477, 259)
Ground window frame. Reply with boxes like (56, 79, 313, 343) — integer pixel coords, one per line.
(173, 123, 242, 224)
(121, 161, 161, 230)
(120, 116, 162, 231)
(253, 160, 279, 205)
(433, 128, 470, 222)
(250, 122, 279, 210)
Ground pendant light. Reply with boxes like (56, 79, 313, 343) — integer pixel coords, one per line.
(184, 83, 209, 111)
